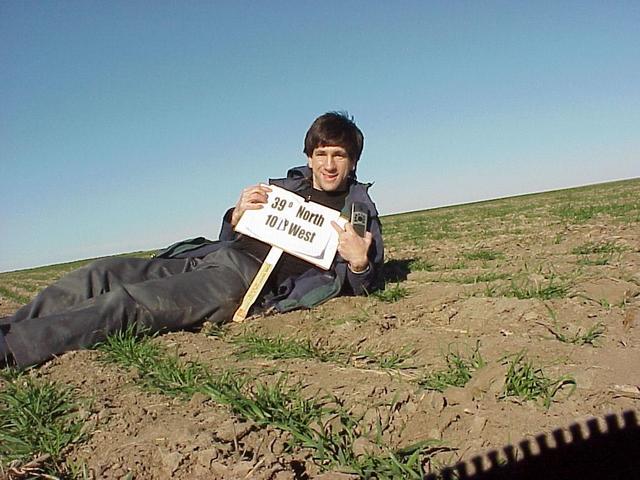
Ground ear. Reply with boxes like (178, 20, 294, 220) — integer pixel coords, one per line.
(307, 156, 313, 168)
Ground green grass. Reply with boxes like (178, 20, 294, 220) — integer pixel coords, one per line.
(99, 328, 321, 424)
(418, 343, 485, 392)
(220, 376, 327, 435)
(553, 205, 598, 222)
(383, 214, 463, 248)
(571, 241, 628, 255)
(553, 202, 639, 223)
(544, 306, 611, 347)
(572, 241, 627, 266)
(441, 271, 510, 284)
(542, 322, 605, 346)
(98, 326, 163, 370)
(372, 283, 409, 303)
(98, 328, 444, 478)
(98, 327, 221, 397)
(0, 286, 31, 305)
(349, 439, 448, 479)
(467, 272, 510, 283)
(499, 352, 576, 408)
(405, 218, 458, 242)
(462, 249, 502, 261)
(577, 255, 611, 266)
(354, 348, 417, 370)
(231, 332, 348, 363)
(7, 282, 43, 293)
(409, 259, 436, 272)
(446, 260, 467, 270)
(328, 307, 371, 325)
(341, 307, 371, 324)
(502, 274, 571, 300)
(380, 179, 634, 241)
(553, 232, 564, 244)
(232, 332, 418, 371)
(0, 374, 87, 476)
(202, 322, 230, 338)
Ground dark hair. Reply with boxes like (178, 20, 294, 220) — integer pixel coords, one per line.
(303, 111, 364, 162)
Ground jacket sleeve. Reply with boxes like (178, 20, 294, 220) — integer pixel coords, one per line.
(218, 208, 239, 241)
(344, 214, 384, 295)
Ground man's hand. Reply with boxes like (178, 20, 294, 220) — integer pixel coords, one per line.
(331, 221, 372, 272)
(231, 184, 272, 227)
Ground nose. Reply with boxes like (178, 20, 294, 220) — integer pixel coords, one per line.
(325, 155, 337, 169)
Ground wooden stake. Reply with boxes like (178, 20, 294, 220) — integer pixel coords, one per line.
(233, 246, 283, 322)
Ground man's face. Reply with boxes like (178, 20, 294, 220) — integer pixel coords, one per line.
(307, 145, 355, 192)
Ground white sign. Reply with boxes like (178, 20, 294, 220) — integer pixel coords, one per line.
(235, 185, 347, 269)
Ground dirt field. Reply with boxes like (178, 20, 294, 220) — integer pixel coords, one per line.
(1, 178, 639, 479)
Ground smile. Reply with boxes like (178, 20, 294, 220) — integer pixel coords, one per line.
(322, 172, 339, 180)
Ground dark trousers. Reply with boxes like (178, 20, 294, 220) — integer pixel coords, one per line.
(2, 245, 260, 367)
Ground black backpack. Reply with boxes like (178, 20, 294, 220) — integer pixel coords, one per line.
(154, 237, 219, 259)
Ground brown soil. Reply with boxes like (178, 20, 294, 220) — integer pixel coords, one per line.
(1, 179, 639, 479)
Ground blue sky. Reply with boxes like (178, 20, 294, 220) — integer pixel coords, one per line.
(1, 1, 638, 272)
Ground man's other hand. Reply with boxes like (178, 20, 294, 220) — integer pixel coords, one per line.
(331, 221, 372, 273)
(231, 184, 272, 227)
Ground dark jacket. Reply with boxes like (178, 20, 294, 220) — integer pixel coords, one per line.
(219, 165, 384, 312)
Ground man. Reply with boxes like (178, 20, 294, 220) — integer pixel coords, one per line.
(0, 112, 383, 368)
